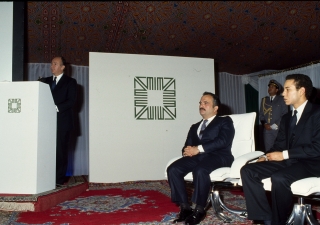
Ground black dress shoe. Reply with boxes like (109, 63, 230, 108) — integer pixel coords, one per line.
(185, 208, 206, 225)
(172, 207, 193, 223)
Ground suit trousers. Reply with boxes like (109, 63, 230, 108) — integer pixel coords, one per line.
(167, 153, 233, 207)
(240, 160, 315, 225)
(56, 130, 70, 185)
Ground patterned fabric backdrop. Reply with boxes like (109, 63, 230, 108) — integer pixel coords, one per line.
(27, 1, 320, 75)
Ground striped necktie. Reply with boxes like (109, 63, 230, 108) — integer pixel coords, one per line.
(199, 119, 208, 139)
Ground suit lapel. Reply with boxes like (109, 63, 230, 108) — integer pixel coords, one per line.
(265, 96, 271, 104)
(48, 76, 55, 87)
(53, 74, 66, 92)
(290, 102, 313, 147)
(201, 116, 218, 136)
(272, 96, 283, 104)
(273, 96, 279, 103)
(206, 116, 218, 129)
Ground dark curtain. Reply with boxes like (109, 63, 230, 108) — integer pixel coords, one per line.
(244, 84, 261, 150)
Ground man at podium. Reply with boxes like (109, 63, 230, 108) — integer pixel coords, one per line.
(43, 56, 77, 187)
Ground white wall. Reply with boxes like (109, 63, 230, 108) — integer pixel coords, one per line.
(89, 53, 215, 183)
(0, 2, 13, 82)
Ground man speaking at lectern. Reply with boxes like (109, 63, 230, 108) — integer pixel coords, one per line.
(43, 56, 77, 187)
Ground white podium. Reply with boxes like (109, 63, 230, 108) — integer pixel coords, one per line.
(0, 81, 56, 194)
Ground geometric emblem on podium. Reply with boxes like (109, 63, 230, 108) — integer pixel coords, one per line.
(134, 76, 176, 120)
(8, 99, 21, 113)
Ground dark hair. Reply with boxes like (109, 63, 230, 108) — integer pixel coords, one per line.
(285, 74, 313, 99)
(60, 56, 67, 66)
(202, 91, 221, 107)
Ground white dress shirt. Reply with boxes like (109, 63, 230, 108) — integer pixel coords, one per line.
(53, 73, 63, 84)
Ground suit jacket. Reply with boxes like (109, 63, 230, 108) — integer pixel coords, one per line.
(259, 95, 288, 126)
(269, 101, 320, 173)
(44, 75, 77, 132)
(182, 116, 235, 159)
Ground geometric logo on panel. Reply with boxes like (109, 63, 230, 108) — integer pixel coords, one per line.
(134, 77, 176, 120)
(8, 99, 21, 113)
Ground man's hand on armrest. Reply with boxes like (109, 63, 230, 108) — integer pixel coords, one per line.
(257, 155, 267, 162)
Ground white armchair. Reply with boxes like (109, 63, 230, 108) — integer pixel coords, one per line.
(231, 176, 320, 224)
(165, 112, 264, 222)
(259, 177, 320, 225)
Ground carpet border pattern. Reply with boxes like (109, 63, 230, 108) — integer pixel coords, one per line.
(89, 180, 171, 197)
(0, 176, 87, 202)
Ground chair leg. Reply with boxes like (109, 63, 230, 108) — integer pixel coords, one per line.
(209, 188, 247, 223)
(209, 189, 232, 223)
(285, 197, 319, 225)
(305, 204, 319, 225)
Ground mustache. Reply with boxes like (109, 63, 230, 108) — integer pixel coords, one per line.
(199, 108, 205, 111)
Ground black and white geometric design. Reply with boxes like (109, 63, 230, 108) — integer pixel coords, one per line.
(134, 77, 176, 120)
(8, 99, 21, 113)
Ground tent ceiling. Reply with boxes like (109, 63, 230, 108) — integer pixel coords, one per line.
(27, 1, 320, 75)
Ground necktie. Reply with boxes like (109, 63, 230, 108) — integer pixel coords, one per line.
(290, 110, 298, 131)
(199, 119, 208, 139)
(289, 110, 297, 148)
(270, 96, 273, 102)
(51, 77, 57, 90)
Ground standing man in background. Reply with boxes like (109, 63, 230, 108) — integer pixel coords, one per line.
(259, 79, 288, 152)
(43, 56, 77, 187)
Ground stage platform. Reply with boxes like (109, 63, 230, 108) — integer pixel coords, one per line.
(0, 176, 89, 212)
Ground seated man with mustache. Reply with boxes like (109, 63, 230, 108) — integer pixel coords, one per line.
(167, 91, 235, 225)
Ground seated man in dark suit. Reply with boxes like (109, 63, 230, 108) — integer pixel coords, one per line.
(241, 74, 320, 225)
(167, 92, 235, 225)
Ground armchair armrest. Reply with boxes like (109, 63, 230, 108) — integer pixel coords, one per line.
(229, 151, 264, 178)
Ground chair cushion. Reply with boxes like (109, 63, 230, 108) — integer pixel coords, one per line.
(291, 177, 320, 196)
(181, 167, 231, 182)
(262, 177, 320, 196)
(229, 113, 255, 142)
(228, 112, 256, 159)
(210, 167, 231, 180)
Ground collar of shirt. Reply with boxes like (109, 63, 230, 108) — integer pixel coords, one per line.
(292, 100, 308, 123)
(270, 95, 276, 101)
(53, 73, 63, 84)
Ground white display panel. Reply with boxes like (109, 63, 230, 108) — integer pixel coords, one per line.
(0, 82, 56, 194)
(0, 2, 13, 82)
(89, 53, 215, 183)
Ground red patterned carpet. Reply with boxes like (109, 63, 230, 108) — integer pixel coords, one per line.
(1, 180, 320, 225)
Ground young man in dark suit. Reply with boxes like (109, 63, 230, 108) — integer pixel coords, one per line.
(167, 92, 235, 225)
(241, 74, 320, 225)
(43, 56, 77, 187)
